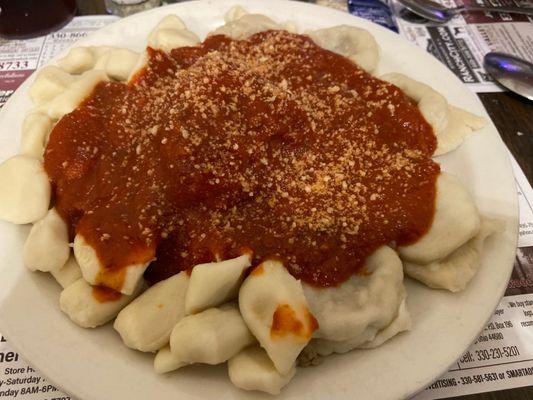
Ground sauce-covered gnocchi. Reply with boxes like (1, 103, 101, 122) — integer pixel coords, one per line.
(0, 5, 499, 396)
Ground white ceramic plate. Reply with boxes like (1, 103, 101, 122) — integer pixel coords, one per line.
(0, 1, 518, 399)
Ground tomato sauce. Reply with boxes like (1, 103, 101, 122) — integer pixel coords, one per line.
(271, 304, 319, 340)
(44, 30, 439, 290)
(92, 285, 123, 303)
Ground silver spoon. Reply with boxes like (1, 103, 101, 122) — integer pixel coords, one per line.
(397, 0, 533, 23)
(484, 52, 533, 101)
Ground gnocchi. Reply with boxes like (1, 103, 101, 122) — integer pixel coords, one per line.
(147, 14, 199, 52)
(60, 278, 142, 328)
(28, 66, 74, 104)
(404, 217, 504, 292)
(74, 233, 151, 295)
(51, 256, 83, 289)
(0, 8, 505, 397)
(20, 113, 53, 158)
(308, 25, 380, 73)
(228, 346, 296, 395)
(114, 272, 189, 352)
(23, 208, 69, 272)
(169, 303, 256, 365)
(210, 14, 282, 40)
(303, 246, 406, 353)
(185, 253, 251, 314)
(239, 260, 317, 375)
(398, 172, 481, 265)
(0, 155, 51, 224)
(46, 69, 109, 120)
(381, 73, 486, 155)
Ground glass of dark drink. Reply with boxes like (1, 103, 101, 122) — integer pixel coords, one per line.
(0, 0, 77, 40)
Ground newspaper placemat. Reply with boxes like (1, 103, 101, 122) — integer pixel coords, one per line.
(346, 0, 533, 93)
(0, 12, 532, 400)
(389, 0, 533, 93)
(0, 15, 118, 108)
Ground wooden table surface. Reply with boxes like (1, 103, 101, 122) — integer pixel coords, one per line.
(75, 1, 533, 400)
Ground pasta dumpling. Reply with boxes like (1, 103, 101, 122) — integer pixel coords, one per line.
(114, 272, 189, 352)
(20, 113, 53, 158)
(150, 15, 186, 32)
(46, 69, 109, 120)
(381, 73, 485, 155)
(302, 246, 405, 354)
(58, 47, 98, 74)
(439, 105, 486, 156)
(60, 278, 142, 328)
(169, 303, 255, 365)
(224, 5, 248, 22)
(23, 208, 69, 272)
(239, 260, 317, 375)
(0, 155, 51, 224)
(303, 298, 410, 357)
(73, 233, 152, 295)
(154, 345, 187, 374)
(185, 253, 251, 314)
(147, 15, 199, 53)
(2, 11, 505, 396)
(127, 52, 148, 83)
(307, 25, 379, 73)
(223, 5, 296, 33)
(58, 45, 139, 81)
(95, 48, 140, 81)
(28, 66, 74, 104)
(358, 298, 411, 349)
(398, 172, 480, 265)
(149, 29, 200, 53)
(210, 14, 282, 40)
(404, 217, 504, 292)
(228, 345, 296, 395)
(51, 256, 82, 288)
